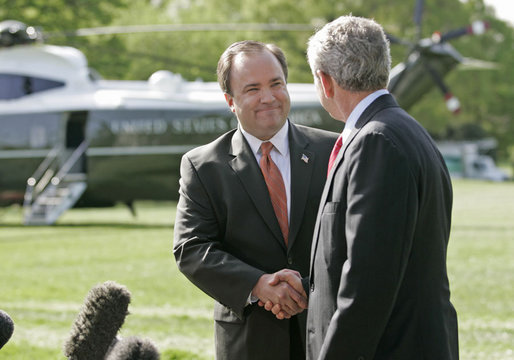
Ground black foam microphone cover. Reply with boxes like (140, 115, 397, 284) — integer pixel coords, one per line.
(63, 281, 131, 360)
(0, 310, 14, 350)
(105, 336, 160, 360)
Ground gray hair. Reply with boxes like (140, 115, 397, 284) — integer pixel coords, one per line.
(307, 15, 391, 92)
(217, 40, 288, 95)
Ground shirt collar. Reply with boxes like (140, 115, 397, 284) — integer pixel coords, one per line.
(240, 120, 290, 157)
(345, 89, 389, 132)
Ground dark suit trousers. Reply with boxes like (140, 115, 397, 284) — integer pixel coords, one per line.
(290, 316, 306, 360)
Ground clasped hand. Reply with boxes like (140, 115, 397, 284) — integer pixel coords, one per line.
(252, 269, 307, 320)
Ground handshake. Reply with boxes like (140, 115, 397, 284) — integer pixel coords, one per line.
(252, 269, 308, 320)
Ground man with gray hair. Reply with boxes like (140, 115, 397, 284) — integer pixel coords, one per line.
(304, 15, 459, 359)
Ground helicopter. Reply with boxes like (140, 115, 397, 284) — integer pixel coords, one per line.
(0, 2, 490, 225)
(386, 0, 492, 114)
(0, 20, 341, 225)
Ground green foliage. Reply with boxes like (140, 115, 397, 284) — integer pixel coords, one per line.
(2, 0, 512, 154)
(0, 0, 129, 30)
(0, 0, 132, 80)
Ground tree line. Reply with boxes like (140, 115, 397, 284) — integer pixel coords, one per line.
(2, 0, 513, 162)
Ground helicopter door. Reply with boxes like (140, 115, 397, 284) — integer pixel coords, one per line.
(64, 111, 88, 174)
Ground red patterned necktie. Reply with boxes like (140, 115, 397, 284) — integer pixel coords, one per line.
(259, 142, 288, 245)
(327, 135, 343, 176)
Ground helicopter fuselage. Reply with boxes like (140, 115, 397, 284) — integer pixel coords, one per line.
(0, 44, 338, 208)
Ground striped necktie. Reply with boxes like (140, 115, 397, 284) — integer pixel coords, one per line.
(259, 142, 288, 245)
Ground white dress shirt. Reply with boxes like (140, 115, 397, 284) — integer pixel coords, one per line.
(342, 89, 389, 143)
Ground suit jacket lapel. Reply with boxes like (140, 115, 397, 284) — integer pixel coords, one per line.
(323, 94, 398, 185)
(309, 126, 355, 269)
(228, 129, 287, 248)
(288, 123, 315, 249)
(310, 94, 398, 273)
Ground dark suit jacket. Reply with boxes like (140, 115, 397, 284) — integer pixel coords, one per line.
(306, 94, 459, 360)
(174, 121, 338, 360)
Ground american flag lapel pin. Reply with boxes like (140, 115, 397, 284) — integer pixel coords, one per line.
(301, 154, 309, 164)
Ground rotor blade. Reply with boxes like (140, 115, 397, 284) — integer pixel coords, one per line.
(414, 0, 424, 27)
(424, 62, 461, 114)
(414, 0, 424, 40)
(385, 32, 411, 46)
(438, 20, 489, 43)
(460, 57, 499, 70)
(45, 23, 315, 38)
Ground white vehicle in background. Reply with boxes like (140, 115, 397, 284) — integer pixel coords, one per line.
(438, 139, 510, 182)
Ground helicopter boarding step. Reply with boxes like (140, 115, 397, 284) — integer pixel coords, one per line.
(23, 174, 87, 225)
(23, 140, 89, 225)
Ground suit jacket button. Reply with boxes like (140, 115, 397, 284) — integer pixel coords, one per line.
(287, 257, 293, 265)
(357, 356, 365, 360)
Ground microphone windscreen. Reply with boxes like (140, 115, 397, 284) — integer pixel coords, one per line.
(63, 281, 131, 360)
(0, 310, 14, 350)
(105, 336, 160, 360)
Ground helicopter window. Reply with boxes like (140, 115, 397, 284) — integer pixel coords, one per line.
(0, 73, 64, 100)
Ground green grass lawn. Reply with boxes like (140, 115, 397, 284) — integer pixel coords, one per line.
(0, 179, 513, 359)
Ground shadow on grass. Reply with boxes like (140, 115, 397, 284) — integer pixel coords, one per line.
(452, 224, 514, 232)
(161, 349, 208, 360)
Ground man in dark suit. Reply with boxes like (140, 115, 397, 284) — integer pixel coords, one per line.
(173, 40, 338, 360)
(299, 15, 459, 359)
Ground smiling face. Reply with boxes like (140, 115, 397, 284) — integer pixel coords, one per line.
(224, 50, 291, 140)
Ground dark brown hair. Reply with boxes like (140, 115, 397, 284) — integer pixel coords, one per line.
(217, 40, 288, 95)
